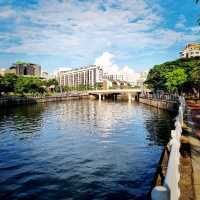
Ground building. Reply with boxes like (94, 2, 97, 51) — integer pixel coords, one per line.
(0, 68, 6, 76)
(0, 68, 16, 76)
(103, 73, 127, 81)
(11, 63, 41, 77)
(180, 43, 200, 58)
(41, 71, 49, 79)
(57, 65, 103, 88)
(136, 71, 148, 88)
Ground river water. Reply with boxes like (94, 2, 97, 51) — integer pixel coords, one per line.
(0, 100, 174, 200)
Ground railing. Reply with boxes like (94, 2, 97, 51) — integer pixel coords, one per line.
(151, 96, 185, 200)
(140, 93, 179, 102)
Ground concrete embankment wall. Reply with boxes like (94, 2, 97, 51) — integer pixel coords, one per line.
(139, 97, 178, 113)
(0, 95, 89, 107)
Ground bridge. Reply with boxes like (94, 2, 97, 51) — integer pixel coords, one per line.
(88, 89, 148, 102)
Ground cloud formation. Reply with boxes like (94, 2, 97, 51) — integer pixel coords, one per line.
(95, 52, 139, 82)
(0, 0, 199, 56)
(0, 0, 200, 71)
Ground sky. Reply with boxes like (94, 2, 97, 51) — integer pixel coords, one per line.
(0, 0, 200, 76)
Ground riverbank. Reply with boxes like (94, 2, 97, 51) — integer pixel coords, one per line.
(139, 97, 178, 113)
(0, 93, 89, 107)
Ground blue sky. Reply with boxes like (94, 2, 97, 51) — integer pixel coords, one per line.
(0, 0, 200, 74)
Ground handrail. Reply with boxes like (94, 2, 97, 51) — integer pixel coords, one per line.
(151, 96, 185, 200)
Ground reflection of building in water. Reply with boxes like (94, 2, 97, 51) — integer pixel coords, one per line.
(0, 104, 45, 138)
(57, 100, 136, 135)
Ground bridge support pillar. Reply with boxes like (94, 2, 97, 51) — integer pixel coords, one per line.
(113, 94, 117, 101)
(128, 93, 132, 103)
(99, 94, 101, 101)
(102, 95, 105, 100)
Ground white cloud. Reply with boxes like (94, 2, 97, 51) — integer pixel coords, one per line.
(175, 15, 187, 29)
(94, 52, 139, 82)
(1, 0, 200, 66)
(0, 7, 15, 19)
(0, 0, 172, 56)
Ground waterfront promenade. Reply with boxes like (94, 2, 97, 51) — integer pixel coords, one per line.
(184, 101, 200, 200)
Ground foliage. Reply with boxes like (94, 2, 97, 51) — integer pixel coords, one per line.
(15, 61, 27, 65)
(0, 73, 17, 94)
(15, 76, 46, 95)
(46, 79, 58, 87)
(165, 68, 187, 92)
(0, 74, 50, 96)
(192, 66, 200, 86)
(0, 72, 102, 96)
(145, 57, 200, 96)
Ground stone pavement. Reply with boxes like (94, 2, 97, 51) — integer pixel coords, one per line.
(188, 136, 200, 200)
(184, 102, 200, 200)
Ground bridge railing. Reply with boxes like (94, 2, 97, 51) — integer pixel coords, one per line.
(151, 96, 185, 200)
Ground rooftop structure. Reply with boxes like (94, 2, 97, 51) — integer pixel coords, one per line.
(180, 43, 200, 58)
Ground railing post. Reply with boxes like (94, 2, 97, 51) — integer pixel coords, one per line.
(151, 186, 169, 200)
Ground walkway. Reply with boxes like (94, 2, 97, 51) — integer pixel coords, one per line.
(184, 101, 200, 200)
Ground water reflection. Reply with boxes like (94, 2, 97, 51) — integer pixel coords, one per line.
(0, 100, 174, 200)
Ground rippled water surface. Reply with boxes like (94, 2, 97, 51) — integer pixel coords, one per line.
(0, 100, 174, 200)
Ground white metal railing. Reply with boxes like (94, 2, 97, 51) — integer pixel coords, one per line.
(151, 96, 185, 200)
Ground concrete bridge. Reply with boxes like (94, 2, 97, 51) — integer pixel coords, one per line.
(88, 89, 146, 102)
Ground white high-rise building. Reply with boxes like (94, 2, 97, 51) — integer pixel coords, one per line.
(57, 65, 103, 88)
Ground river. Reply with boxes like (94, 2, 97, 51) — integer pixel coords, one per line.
(0, 100, 174, 200)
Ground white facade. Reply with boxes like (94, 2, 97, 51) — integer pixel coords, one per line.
(136, 71, 148, 88)
(0, 68, 6, 76)
(41, 71, 49, 79)
(57, 65, 103, 87)
(180, 43, 200, 58)
(103, 73, 127, 81)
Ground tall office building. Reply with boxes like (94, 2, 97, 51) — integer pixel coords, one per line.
(57, 65, 103, 87)
(11, 63, 41, 77)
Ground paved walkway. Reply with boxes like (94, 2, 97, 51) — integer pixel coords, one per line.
(184, 102, 200, 200)
(188, 136, 200, 200)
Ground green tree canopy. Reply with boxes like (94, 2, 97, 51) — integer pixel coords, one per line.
(15, 61, 27, 64)
(46, 78, 58, 87)
(0, 73, 17, 94)
(145, 57, 200, 96)
(165, 68, 187, 93)
(15, 76, 46, 95)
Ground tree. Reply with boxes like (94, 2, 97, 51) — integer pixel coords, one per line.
(15, 76, 46, 95)
(46, 79, 58, 87)
(165, 68, 187, 93)
(191, 66, 200, 97)
(145, 57, 200, 96)
(0, 73, 17, 94)
(15, 61, 27, 64)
